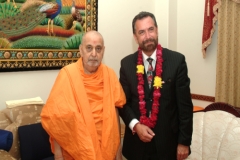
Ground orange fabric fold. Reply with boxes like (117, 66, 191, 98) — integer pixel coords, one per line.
(41, 58, 126, 160)
(82, 66, 104, 144)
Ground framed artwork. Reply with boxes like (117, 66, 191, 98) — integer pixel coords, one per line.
(0, 0, 98, 71)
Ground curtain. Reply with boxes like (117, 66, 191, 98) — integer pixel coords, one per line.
(215, 0, 240, 108)
(202, 0, 218, 58)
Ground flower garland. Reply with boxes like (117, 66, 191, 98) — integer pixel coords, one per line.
(136, 44, 163, 128)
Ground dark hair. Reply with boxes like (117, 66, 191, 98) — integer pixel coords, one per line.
(132, 11, 158, 34)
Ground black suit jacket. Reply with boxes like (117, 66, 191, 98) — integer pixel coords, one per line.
(119, 48, 193, 160)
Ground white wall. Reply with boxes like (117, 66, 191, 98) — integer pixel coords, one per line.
(98, 0, 155, 72)
(176, 1, 217, 107)
(0, 0, 217, 109)
(0, 70, 58, 108)
(155, 1, 169, 48)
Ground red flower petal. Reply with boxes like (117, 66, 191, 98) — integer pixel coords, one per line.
(137, 44, 163, 128)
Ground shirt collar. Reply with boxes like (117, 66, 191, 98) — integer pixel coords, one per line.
(142, 49, 157, 71)
(142, 49, 157, 62)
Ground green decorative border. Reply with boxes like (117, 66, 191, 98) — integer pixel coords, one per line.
(0, 0, 98, 71)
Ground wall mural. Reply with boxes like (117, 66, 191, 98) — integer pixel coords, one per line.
(0, 0, 98, 71)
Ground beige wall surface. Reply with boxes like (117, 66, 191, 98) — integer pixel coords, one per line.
(0, 1, 216, 109)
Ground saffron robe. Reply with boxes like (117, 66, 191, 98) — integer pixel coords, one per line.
(41, 58, 126, 160)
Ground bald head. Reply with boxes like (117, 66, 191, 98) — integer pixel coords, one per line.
(79, 30, 105, 74)
(81, 30, 104, 46)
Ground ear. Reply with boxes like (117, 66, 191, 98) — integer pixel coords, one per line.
(79, 44, 83, 57)
(133, 34, 139, 44)
(102, 46, 105, 56)
(102, 46, 105, 57)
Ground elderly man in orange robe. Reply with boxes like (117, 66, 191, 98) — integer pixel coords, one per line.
(41, 31, 126, 160)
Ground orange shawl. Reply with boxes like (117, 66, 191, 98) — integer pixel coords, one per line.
(41, 58, 126, 160)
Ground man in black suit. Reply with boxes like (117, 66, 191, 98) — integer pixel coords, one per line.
(118, 11, 193, 160)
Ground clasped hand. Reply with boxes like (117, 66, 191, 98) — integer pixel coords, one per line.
(134, 123, 189, 160)
(134, 123, 155, 142)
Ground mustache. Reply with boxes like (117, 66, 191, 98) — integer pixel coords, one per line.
(88, 58, 98, 62)
(143, 38, 155, 45)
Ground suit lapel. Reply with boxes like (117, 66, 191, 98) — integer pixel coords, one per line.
(162, 48, 167, 72)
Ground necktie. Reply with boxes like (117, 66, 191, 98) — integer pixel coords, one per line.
(147, 58, 153, 88)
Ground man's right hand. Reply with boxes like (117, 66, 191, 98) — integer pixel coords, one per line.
(134, 123, 155, 142)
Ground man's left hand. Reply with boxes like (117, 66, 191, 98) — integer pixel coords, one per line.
(177, 144, 189, 160)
